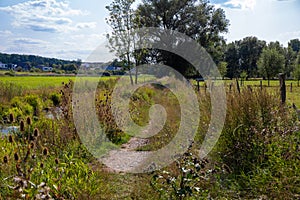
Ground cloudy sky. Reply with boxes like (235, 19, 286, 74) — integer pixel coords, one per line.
(0, 0, 299, 61)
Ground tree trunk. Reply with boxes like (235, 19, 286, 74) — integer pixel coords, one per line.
(127, 52, 134, 85)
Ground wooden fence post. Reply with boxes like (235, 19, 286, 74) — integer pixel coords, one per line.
(260, 80, 263, 90)
(279, 73, 286, 104)
(236, 78, 240, 93)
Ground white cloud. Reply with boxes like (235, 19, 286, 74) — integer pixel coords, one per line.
(76, 22, 97, 29)
(14, 37, 49, 45)
(224, 0, 256, 10)
(0, 0, 96, 33)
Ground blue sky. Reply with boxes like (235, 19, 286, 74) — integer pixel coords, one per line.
(0, 0, 299, 61)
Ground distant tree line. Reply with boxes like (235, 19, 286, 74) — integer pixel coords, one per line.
(0, 52, 81, 73)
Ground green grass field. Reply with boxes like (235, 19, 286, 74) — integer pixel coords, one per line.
(0, 76, 115, 89)
(1, 76, 299, 105)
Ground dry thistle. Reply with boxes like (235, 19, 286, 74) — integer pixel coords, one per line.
(3, 155, 8, 164)
(9, 113, 14, 123)
(14, 153, 19, 161)
(26, 117, 32, 125)
(33, 128, 39, 137)
(24, 150, 30, 162)
(20, 120, 25, 132)
(8, 135, 14, 143)
(43, 148, 49, 156)
(30, 142, 35, 149)
(29, 134, 35, 141)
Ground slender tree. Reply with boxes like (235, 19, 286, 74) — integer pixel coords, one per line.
(106, 0, 137, 85)
(257, 45, 285, 86)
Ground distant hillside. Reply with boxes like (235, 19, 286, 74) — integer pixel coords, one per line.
(0, 52, 80, 67)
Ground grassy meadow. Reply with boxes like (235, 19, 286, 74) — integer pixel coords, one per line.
(0, 75, 299, 199)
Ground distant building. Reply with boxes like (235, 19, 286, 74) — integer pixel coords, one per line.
(0, 62, 8, 69)
(0, 62, 8, 70)
(7, 64, 17, 70)
(36, 65, 53, 72)
(105, 65, 122, 71)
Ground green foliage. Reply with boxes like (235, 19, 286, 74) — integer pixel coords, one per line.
(151, 150, 222, 200)
(0, 81, 23, 102)
(257, 44, 285, 84)
(4, 70, 16, 76)
(50, 93, 61, 106)
(294, 52, 300, 82)
(218, 61, 228, 79)
(137, 0, 229, 77)
(288, 38, 300, 53)
(216, 87, 300, 198)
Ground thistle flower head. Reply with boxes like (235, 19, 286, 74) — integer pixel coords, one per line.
(43, 148, 49, 156)
(8, 135, 14, 143)
(33, 128, 39, 137)
(26, 117, 32, 125)
(20, 120, 25, 132)
(14, 153, 19, 161)
(9, 113, 14, 123)
(3, 155, 8, 164)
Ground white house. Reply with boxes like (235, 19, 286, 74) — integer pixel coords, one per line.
(0, 62, 8, 69)
(42, 66, 53, 72)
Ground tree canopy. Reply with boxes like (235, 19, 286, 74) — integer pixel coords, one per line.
(135, 0, 229, 77)
(257, 44, 285, 85)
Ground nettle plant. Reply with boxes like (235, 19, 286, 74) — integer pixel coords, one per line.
(151, 149, 222, 200)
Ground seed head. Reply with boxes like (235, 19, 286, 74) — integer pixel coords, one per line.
(20, 120, 25, 132)
(43, 148, 49, 156)
(8, 135, 14, 143)
(3, 155, 8, 164)
(40, 163, 44, 168)
(30, 142, 35, 149)
(55, 158, 59, 165)
(33, 128, 39, 137)
(9, 113, 14, 123)
(14, 153, 19, 161)
(26, 117, 32, 125)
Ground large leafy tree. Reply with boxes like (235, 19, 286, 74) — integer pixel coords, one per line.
(283, 46, 297, 77)
(224, 37, 266, 79)
(257, 44, 285, 86)
(237, 37, 266, 78)
(136, 0, 229, 77)
(224, 42, 240, 79)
